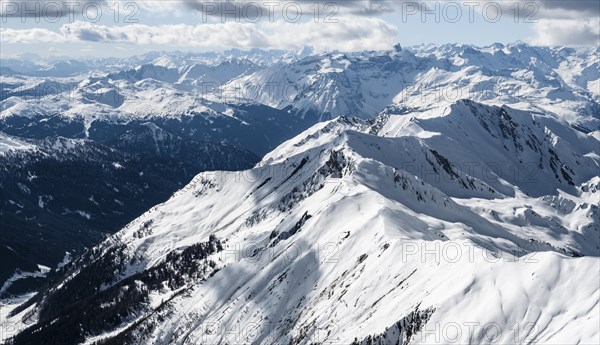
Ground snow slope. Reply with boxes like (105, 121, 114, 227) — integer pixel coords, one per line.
(5, 101, 598, 345)
(0, 133, 36, 156)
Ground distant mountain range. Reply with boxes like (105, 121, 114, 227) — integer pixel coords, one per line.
(2, 43, 598, 129)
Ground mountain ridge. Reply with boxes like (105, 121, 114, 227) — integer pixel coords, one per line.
(3, 100, 598, 344)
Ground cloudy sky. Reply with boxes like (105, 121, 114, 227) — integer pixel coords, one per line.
(1, 0, 598, 57)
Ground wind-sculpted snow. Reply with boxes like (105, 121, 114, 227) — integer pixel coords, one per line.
(4, 101, 598, 345)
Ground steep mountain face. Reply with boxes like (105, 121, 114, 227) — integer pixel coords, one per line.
(0, 130, 258, 295)
(4, 101, 598, 345)
(222, 50, 423, 119)
(376, 100, 599, 198)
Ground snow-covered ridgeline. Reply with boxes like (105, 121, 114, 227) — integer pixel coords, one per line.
(5, 101, 599, 345)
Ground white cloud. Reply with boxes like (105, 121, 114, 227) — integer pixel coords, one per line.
(138, 0, 599, 20)
(1, 27, 67, 43)
(1, 18, 398, 51)
(2, 0, 597, 51)
(264, 18, 397, 51)
(528, 18, 600, 46)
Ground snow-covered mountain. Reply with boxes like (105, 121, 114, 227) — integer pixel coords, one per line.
(1, 44, 598, 344)
(223, 44, 599, 129)
(1, 68, 318, 157)
(2, 44, 598, 131)
(0, 49, 325, 294)
(4, 101, 598, 345)
(0, 49, 304, 78)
